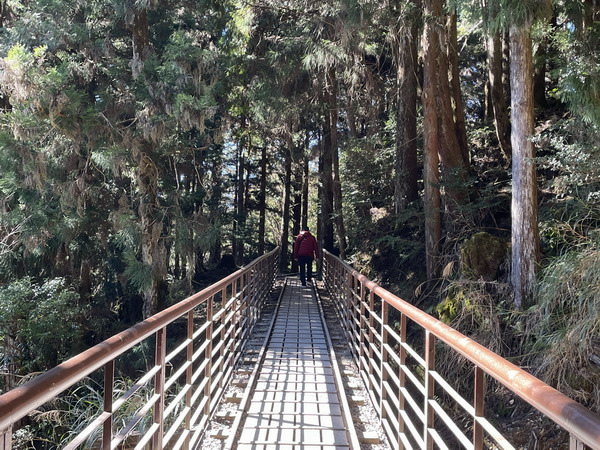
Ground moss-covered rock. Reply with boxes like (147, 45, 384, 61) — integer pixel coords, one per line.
(459, 232, 508, 281)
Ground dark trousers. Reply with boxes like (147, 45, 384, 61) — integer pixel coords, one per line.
(297, 256, 314, 285)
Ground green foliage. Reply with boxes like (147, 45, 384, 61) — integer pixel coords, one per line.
(525, 239, 600, 409)
(0, 277, 88, 374)
(553, 24, 600, 126)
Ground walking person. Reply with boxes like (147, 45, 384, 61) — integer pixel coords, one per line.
(293, 226, 319, 286)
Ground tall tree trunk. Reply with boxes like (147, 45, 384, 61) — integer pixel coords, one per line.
(432, 0, 470, 208)
(423, 0, 443, 279)
(321, 96, 335, 254)
(503, 31, 511, 106)
(447, 10, 470, 165)
(280, 145, 293, 271)
(129, 8, 166, 317)
(533, 37, 548, 108)
(328, 68, 347, 258)
(393, 0, 419, 213)
(233, 134, 246, 265)
(208, 149, 223, 266)
(130, 9, 150, 79)
(487, 31, 512, 159)
(136, 146, 167, 318)
(258, 145, 267, 255)
(302, 129, 310, 230)
(510, 19, 540, 310)
(291, 164, 302, 273)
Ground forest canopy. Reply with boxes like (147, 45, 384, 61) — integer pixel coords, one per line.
(1, 0, 599, 425)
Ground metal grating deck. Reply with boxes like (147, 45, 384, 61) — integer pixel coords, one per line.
(236, 278, 353, 450)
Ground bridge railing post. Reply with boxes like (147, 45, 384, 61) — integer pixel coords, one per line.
(184, 309, 193, 450)
(152, 327, 167, 448)
(381, 301, 389, 425)
(474, 365, 484, 449)
(102, 360, 114, 450)
(424, 331, 435, 450)
(204, 296, 214, 417)
(399, 313, 407, 443)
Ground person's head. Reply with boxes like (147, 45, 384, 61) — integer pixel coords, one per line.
(301, 226, 310, 232)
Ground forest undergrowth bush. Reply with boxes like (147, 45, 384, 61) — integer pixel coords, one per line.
(524, 238, 600, 412)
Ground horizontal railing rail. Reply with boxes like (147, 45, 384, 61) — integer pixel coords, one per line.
(0, 247, 279, 449)
(322, 250, 600, 450)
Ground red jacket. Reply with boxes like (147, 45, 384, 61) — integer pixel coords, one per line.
(293, 231, 319, 259)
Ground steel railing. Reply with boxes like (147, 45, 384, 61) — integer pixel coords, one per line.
(322, 250, 600, 450)
(0, 248, 279, 449)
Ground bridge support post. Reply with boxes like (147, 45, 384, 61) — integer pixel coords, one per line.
(473, 366, 484, 449)
(424, 331, 435, 450)
(0, 427, 11, 450)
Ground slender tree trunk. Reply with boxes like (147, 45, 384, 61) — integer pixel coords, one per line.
(447, 10, 470, 165)
(302, 129, 310, 230)
(432, 0, 470, 207)
(487, 28, 512, 159)
(129, 9, 167, 317)
(393, 0, 419, 213)
(347, 102, 358, 139)
(136, 146, 167, 318)
(503, 31, 511, 106)
(130, 9, 150, 79)
(233, 135, 245, 265)
(280, 145, 293, 272)
(423, 0, 443, 279)
(510, 20, 540, 310)
(291, 163, 302, 273)
(208, 149, 223, 266)
(328, 68, 347, 258)
(534, 38, 548, 108)
(258, 145, 267, 255)
(321, 95, 335, 253)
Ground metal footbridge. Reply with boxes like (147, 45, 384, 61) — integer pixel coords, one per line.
(1, 249, 600, 449)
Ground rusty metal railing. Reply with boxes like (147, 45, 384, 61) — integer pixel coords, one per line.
(322, 250, 600, 449)
(0, 248, 279, 449)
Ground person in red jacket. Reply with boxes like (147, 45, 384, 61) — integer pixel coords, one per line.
(293, 226, 320, 286)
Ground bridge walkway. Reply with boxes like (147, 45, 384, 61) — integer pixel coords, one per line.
(228, 278, 361, 449)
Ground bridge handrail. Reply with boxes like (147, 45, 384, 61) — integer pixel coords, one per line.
(0, 247, 279, 448)
(323, 250, 600, 449)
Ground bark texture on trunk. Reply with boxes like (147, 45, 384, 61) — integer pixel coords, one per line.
(422, 0, 443, 279)
(321, 98, 335, 253)
(233, 141, 245, 265)
(431, 0, 470, 208)
(328, 68, 347, 259)
(258, 145, 267, 255)
(487, 29, 512, 159)
(448, 11, 470, 166)
(393, 0, 419, 213)
(280, 145, 293, 271)
(136, 146, 167, 318)
(510, 21, 540, 310)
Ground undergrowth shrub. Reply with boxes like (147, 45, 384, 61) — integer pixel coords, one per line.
(525, 239, 600, 411)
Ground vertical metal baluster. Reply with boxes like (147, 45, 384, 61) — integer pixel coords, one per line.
(102, 360, 114, 450)
(152, 327, 166, 448)
(473, 366, 484, 450)
(182, 310, 193, 449)
(359, 278, 367, 378)
(399, 313, 407, 445)
(381, 301, 389, 420)
(368, 290, 375, 393)
(220, 286, 227, 391)
(570, 435, 585, 450)
(204, 296, 213, 416)
(424, 331, 435, 450)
